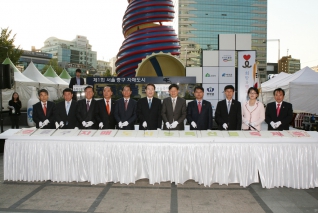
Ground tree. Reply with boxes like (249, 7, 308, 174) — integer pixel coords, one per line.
(0, 28, 23, 65)
(104, 69, 112, 77)
(41, 58, 64, 75)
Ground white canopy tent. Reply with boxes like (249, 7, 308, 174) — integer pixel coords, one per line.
(260, 72, 291, 104)
(2, 58, 39, 110)
(22, 61, 58, 101)
(43, 66, 68, 97)
(261, 67, 318, 114)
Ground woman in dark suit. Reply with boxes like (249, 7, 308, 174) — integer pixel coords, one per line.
(8, 92, 22, 129)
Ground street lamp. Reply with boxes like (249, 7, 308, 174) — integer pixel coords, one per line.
(266, 39, 280, 61)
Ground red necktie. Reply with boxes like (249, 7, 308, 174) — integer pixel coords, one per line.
(43, 103, 47, 116)
(198, 101, 202, 114)
(125, 99, 128, 111)
(106, 100, 110, 115)
(276, 103, 281, 117)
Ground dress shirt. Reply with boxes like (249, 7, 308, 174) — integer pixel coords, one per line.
(86, 99, 92, 107)
(76, 77, 81, 85)
(104, 98, 112, 112)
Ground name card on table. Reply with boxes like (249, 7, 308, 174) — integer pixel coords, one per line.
(78, 130, 97, 137)
(179, 131, 198, 138)
(115, 130, 138, 137)
(136, 130, 159, 137)
(158, 131, 179, 137)
(287, 130, 311, 137)
(52, 129, 81, 137)
(222, 131, 246, 138)
(243, 131, 267, 138)
(31, 129, 56, 136)
(265, 131, 293, 137)
(14, 128, 37, 136)
(200, 131, 223, 137)
(93, 130, 118, 137)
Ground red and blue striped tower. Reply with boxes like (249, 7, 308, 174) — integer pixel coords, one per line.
(116, 0, 185, 77)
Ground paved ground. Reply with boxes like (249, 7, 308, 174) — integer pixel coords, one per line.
(1, 152, 318, 213)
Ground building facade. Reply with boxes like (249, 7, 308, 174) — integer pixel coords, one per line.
(41, 35, 97, 77)
(97, 60, 112, 76)
(178, 0, 267, 82)
(278, 55, 301, 74)
(18, 50, 52, 71)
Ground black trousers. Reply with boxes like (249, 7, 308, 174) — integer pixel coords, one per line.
(10, 116, 20, 129)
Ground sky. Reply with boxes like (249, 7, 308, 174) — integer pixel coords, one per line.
(1, 0, 318, 68)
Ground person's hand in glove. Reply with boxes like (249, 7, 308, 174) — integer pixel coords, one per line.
(59, 121, 64, 128)
(85, 121, 94, 127)
(122, 121, 129, 127)
(99, 122, 104, 129)
(244, 120, 250, 126)
(142, 121, 147, 128)
(275, 121, 282, 128)
(171, 121, 179, 129)
(165, 122, 170, 129)
(39, 121, 43, 128)
(191, 121, 197, 128)
(270, 121, 276, 129)
(222, 123, 228, 130)
(55, 122, 59, 129)
(43, 119, 50, 126)
(82, 121, 87, 127)
(118, 122, 123, 128)
(74, 127, 79, 130)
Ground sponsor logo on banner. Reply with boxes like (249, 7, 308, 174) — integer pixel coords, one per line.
(207, 87, 214, 92)
(205, 73, 216, 77)
(222, 55, 232, 62)
(222, 73, 233, 77)
(206, 87, 215, 97)
(242, 54, 252, 68)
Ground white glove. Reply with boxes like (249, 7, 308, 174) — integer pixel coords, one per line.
(55, 122, 59, 129)
(82, 121, 87, 127)
(270, 121, 276, 129)
(39, 121, 43, 128)
(142, 121, 147, 128)
(99, 122, 104, 129)
(59, 121, 64, 128)
(43, 119, 49, 126)
(8, 106, 14, 109)
(171, 121, 179, 129)
(222, 123, 228, 130)
(165, 122, 170, 129)
(191, 121, 197, 128)
(74, 127, 79, 130)
(122, 121, 129, 127)
(157, 128, 161, 130)
(118, 122, 123, 128)
(85, 121, 94, 127)
(244, 120, 250, 126)
(275, 121, 282, 128)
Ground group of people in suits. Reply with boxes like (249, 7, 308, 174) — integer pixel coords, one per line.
(32, 81, 293, 131)
(215, 85, 293, 131)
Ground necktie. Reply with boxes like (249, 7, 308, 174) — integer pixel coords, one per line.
(148, 99, 152, 109)
(277, 103, 281, 117)
(43, 103, 47, 116)
(86, 100, 90, 111)
(125, 99, 128, 111)
(198, 101, 202, 114)
(227, 101, 231, 114)
(66, 101, 70, 115)
(106, 100, 110, 115)
(172, 99, 176, 112)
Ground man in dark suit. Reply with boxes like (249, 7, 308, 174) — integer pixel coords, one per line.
(54, 88, 78, 129)
(76, 85, 97, 129)
(265, 88, 293, 130)
(95, 86, 116, 129)
(215, 85, 242, 130)
(32, 89, 56, 129)
(114, 85, 137, 130)
(187, 85, 213, 130)
(69, 69, 85, 100)
(161, 84, 186, 130)
(137, 83, 162, 130)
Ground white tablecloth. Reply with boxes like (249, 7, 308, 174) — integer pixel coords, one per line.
(3, 132, 318, 189)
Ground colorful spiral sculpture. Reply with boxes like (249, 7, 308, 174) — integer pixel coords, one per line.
(115, 0, 184, 77)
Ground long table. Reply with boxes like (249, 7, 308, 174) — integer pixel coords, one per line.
(3, 131, 318, 189)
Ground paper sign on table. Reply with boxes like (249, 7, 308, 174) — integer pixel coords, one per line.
(200, 131, 223, 137)
(243, 131, 268, 138)
(287, 130, 310, 137)
(115, 130, 138, 137)
(31, 129, 56, 136)
(14, 128, 37, 136)
(52, 129, 81, 137)
(179, 131, 197, 137)
(136, 130, 158, 137)
(93, 129, 118, 137)
(78, 130, 97, 137)
(222, 131, 245, 137)
(158, 131, 179, 137)
(265, 131, 293, 137)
